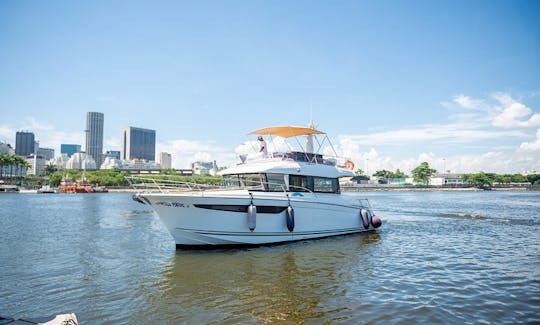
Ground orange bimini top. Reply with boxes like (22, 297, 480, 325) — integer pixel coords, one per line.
(248, 125, 325, 138)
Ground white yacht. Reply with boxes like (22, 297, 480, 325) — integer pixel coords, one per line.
(132, 125, 382, 248)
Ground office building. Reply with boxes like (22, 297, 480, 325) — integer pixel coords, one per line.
(121, 127, 156, 161)
(37, 147, 55, 161)
(15, 131, 35, 156)
(61, 144, 81, 157)
(105, 150, 121, 160)
(86, 112, 104, 167)
(158, 152, 172, 169)
(26, 154, 47, 176)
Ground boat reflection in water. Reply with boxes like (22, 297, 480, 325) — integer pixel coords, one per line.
(146, 232, 381, 323)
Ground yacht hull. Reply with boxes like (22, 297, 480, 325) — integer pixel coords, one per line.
(139, 191, 377, 247)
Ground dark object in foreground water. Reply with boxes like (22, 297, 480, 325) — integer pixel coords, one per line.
(371, 215, 382, 228)
(0, 313, 78, 324)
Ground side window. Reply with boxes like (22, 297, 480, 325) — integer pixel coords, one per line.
(223, 175, 240, 188)
(313, 177, 340, 193)
(289, 175, 313, 192)
(266, 173, 287, 192)
(239, 174, 265, 190)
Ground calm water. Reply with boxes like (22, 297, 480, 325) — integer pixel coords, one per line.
(1, 191, 539, 324)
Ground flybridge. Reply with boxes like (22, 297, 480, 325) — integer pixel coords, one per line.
(245, 125, 350, 168)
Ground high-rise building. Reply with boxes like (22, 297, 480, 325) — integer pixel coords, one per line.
(61, 144, 81, 157)
(37, 147, 55, 160)
(158, 152, 172, 169)
(86, 112, 104, 167)
(15, 131, 35, 156)
(121, 127, 156, 161)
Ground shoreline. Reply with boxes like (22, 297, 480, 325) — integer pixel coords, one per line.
(102, 186, 540, 193)
(8, 185, 539, 193)
(341, 185, 537, 192)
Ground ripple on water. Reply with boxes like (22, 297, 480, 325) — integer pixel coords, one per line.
(1, 192, 539, 323)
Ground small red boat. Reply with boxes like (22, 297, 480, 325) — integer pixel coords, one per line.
(59, 177, 108, 193)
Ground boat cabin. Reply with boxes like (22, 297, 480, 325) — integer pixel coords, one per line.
(222, 173, 340, 193)
(219, 125, 354, 194)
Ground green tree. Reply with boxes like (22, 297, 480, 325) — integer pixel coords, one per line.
(49, 172, 64, 186)
(160, 169, 177, 175)
(526, 174, 540, 185)
(14, 156, 28, 178)
(411, 162, 437, 185)
(6, 154, 16, 178)
(365, 168, 408, 181)
(464, 172, 492, 188)
(393, 169, 408, 178)
(0, 153, 7, 177)
(354, 168, 365, 176)
(374, 170, 392, 178)
(510, 174, 528, 183)
(41, 163, 57, 176)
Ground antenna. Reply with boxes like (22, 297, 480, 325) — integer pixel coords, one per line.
(306, 98, 315, 153)
(309, 97, 313, 127)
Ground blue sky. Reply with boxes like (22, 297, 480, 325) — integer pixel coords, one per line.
(1, 0, 539, 173)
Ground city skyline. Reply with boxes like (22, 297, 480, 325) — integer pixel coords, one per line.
(1, 1, 539, 173)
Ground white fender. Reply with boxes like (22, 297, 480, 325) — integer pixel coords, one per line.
(247, 204, 256, 232)
(360, 209, 370, 229)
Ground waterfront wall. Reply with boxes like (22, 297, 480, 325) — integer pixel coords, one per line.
(341, 184, 540, 191)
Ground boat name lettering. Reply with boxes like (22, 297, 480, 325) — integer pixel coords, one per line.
(156, 202, 191, 208)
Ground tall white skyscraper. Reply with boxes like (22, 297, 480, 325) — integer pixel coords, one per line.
(86, 112, 104, 168)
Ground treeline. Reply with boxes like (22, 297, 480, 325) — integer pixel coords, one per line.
(45, 169, 222, 187)
(48, 169, 128, 186)
(462, 172, 540, 187)
(365, 163, 540, 187)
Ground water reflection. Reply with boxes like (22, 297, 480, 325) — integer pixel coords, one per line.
(155, 233, 382, 323)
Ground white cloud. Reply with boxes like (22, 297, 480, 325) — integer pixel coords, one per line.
(0, 121, 84, 153)
(491, 93, 540, 128)
(104, 137, 120, 151)
(519, 129, 540, 152)
(39, 131, 84, 150)
(20, 117, 55, 132)
(157, 139, 237, 169)
(332, 143, 539, 174)
(0, 125, 15, 142)
(453, 94, 483, 109)
(338, 123, 525, 146)
(333, 91, 540, 174)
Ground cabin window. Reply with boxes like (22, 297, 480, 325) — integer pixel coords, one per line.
(289, 175, 340, 193)
(266, 173, 287, 192)
(313, 177, 340, 193)
(239, 173, 265, 190)
(289, 175, 313, 192)
(223, 175, 240, 188)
